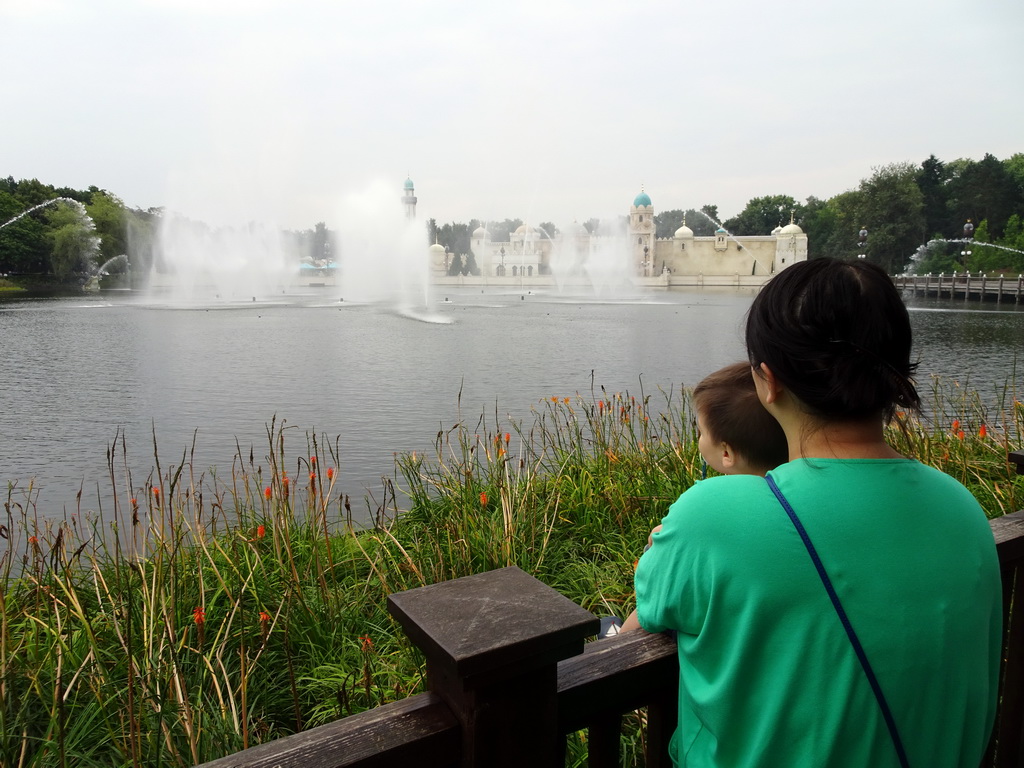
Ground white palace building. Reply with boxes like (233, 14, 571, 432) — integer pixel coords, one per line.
(406, 179, 808, 289)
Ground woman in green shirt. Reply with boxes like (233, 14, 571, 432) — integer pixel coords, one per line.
(628, 258, 1001, 767)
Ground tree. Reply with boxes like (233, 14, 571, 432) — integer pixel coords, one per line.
(855, 163, 926, 274)
(447, 251, 463, 276)
(800, 196, 839, 259)
(45, 201, 99, 281)
(723, 195, 798, 235)
(312, 221, 333, 262)
(815, 189, 865, 261)
(0, 191, 49, 273)
(684, 207, 720, 237)
(915, 155, 952, 239)
(86, 191, 129, 266)
(655, 209, 684, 239)
(947, 154, 1023, 239)
(537, 222, 558, 239)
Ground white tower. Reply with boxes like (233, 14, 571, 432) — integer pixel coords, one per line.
(628, 188, 655, 276)
(774, 214, 808, 272)
(402, 177, 417, 220)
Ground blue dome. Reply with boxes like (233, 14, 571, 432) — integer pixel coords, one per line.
(633, 191, 652, 207)
(404, 177, 414, 190)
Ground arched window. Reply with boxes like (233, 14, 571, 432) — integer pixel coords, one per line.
(512, 266, 518, 277)
(528, 265, 533, 277)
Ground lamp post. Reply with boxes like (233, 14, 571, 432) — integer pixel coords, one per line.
(857, 227, 868, 260)
(499, 246, 506, 277)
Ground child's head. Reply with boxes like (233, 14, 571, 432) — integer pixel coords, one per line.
(692, 362, 789, 476)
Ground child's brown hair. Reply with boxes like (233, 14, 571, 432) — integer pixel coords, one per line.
(692, 362, 789, 473)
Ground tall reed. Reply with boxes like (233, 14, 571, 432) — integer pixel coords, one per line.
(0, 379, 1020, 766)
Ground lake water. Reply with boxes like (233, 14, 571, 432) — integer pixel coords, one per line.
(1, 286, 1021, 519)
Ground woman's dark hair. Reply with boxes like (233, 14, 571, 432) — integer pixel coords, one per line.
(693, 362, 789, 472)
(745, 258, 919, 421)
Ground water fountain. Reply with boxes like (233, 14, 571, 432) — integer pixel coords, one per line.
(545, 218, 636, 298)
(149, 214, 296, 305)
(0, 196, 92, 231)
(143, 179, 447, 321)
(332, 179, 448, 322)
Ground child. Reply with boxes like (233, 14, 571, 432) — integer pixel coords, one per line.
(602, 363, 787, 639)
(692, 361, 789, 476)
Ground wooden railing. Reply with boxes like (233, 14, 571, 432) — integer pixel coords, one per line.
(200, 450, 1024, 768)
(895, 273, 1024, 304)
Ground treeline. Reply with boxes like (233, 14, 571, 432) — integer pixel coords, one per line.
(708, 153, 1024, 275)
(3, 152, 1022, 284)
(0, 178, 333, 287)
(426, 153, 1024, 277)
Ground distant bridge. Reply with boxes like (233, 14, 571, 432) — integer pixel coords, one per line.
(895, 273, 1024, 305)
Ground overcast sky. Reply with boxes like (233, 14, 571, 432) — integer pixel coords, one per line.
(2, 0, 1021, 232)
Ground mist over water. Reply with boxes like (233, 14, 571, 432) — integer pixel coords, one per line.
(0, 289, 1020, 525)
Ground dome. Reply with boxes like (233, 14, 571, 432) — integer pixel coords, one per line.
(428, 242, 445, 254)
(771, 225, 783, 236)
(473, 225, 488, 238)
(633, 191, 652, 208)
(514, 223, 534, 235)
(404, 177, 415, 190)
(674, 224, 694, 238)
(780, 222, 803, 235)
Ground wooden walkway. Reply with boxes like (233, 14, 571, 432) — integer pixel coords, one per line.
(896, 273, 1024, 304)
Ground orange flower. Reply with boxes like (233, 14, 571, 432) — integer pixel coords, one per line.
(28, 535, 38, 545)
(130, 497, 137, 508)
(551, 396, 558, 403)
(282, 476, 290, 495)
(309, 471, 316, 482)
(598, 400, 604, 413)
(359, 634, 374, 652)
(310, 455, 317, 465)
(563, 397, 570, 404)
(152, 487, 160, 499)
(504, 432, 510, 443)
(256, 524, 266, 539)
(479, 491, 488, 506)
(327, 467, 335, 481)
(979, 424, 988, 438)
(264, 487, 272, 500)
(259, 610, 271, 625)
(952, 419, 960, 431)
(193, 607, 205, 625)
(957, 430, 965, 440)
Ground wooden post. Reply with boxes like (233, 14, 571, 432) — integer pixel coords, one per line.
(388, 566, 599, 768)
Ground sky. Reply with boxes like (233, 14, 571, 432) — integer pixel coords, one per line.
(1, 0, 1022, 232)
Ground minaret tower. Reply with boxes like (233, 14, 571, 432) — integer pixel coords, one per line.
(402, 176, 417, 219)
(629, 186, 655, 276)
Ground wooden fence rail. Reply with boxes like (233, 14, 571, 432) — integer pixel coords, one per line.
(896, 273, 1024, 304)
(201, 450, 1024, 768)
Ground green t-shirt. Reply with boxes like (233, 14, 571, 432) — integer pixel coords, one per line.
(635, 459, 1001, 767)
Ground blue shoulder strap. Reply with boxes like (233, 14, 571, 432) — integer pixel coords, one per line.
(764, 474, 910, 768)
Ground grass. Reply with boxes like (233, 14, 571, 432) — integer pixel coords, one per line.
(1, 381, 1022, 767)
